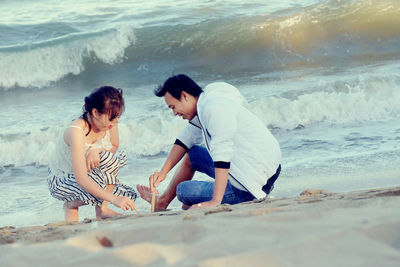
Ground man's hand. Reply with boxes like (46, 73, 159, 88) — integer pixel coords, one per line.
(189, 200, 220, 210)
(149, 170, 166, 193)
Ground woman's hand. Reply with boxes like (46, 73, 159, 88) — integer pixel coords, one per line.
(112, 196, 138, 212)
(86, 148, 103, 173)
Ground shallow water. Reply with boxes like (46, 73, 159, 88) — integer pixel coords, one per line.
(0, 0, 399, 227)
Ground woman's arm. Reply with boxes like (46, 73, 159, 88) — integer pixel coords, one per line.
(86, 123, 119, 171)
(108, 124, 119, 154)
(66, 127, 136, 211)
(67, 127, 117, 203)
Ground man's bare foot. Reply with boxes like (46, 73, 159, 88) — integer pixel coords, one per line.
(136, 184, 168, 211)
(95, 206, 122, 219)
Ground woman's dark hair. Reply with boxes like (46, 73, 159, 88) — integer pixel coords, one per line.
(81, 86, 125, 135)
(154, 74, 203, 99)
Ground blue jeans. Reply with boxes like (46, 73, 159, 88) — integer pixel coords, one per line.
(176, 146, 255, 206)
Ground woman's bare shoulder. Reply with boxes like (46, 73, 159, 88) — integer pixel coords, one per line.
(64, 118, 87, 144)
(70, 118, 86, 128)
(68, 118, 89, 133)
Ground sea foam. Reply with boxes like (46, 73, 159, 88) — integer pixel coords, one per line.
(1, 0, 399, 90)
(0, 26, 135, 89)
(1, 73, 399, 168)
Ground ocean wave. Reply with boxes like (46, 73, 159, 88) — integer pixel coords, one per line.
(250, 74, 400, 130)
(1, 72, 399, 168)
(0, 115, 185, 168)
(0, 26, 135, 89)
(0, 0, 399, 89)
(123, 0, 400, 74)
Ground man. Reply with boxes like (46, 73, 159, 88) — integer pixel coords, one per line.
(136, 74, 281, 210)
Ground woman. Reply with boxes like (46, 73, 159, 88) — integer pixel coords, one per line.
(48, 86, 137, 222)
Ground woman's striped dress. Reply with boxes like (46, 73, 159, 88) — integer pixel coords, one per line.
(47, 126, 137, 205)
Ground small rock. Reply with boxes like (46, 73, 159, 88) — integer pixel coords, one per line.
(83, 218, 92, 223)
(96, 236, 113, 247)
(300, 189, 331, 196)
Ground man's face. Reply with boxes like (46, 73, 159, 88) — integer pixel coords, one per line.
(164, 91, 197, 120)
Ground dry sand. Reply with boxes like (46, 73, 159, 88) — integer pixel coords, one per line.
(1, 186, 399, 267)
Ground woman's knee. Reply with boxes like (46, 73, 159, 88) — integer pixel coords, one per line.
(98, 151, 119, 170)
(99, 151, 116, 162)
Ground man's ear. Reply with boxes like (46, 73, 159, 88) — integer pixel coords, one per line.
(181, 91, 189, 101)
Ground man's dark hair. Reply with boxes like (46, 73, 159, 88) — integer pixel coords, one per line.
(154, 74, 203, 99)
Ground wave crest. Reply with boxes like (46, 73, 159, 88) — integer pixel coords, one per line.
(1, 72, 399, 168)
(1, 0, 399, 89)
(0, 26, 135, 89)
(250, 75, 400, 129)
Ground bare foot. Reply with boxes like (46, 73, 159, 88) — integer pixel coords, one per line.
(95, 206, 122, 219)
(64, 201, 86, 222)
(136, 184, 168, 211)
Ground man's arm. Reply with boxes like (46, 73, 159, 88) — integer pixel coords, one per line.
(190, 99, 238, 209)
(150, 121, 203, 190)
(190, 167, 229, 209)
(149, 143, 187, 191)
(212, 167, 229, 203)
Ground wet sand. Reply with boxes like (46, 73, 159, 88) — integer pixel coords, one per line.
(1, 186, 400, 266)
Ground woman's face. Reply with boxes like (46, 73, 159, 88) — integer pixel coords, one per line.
(92, 109, 119, 131)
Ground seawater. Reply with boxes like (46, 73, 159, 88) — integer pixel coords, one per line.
(1, 0, 399, 227)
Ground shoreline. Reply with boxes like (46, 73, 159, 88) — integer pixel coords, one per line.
(1, 186, 400, 266)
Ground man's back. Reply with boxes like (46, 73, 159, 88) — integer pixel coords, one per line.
(197, 82, 281, 199)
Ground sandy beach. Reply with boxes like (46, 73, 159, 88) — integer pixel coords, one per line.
(1, 186, 399, 266)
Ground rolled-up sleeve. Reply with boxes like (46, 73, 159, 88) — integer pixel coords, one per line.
(202, 98, 238, 166)
(177, 123, 203, 150)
